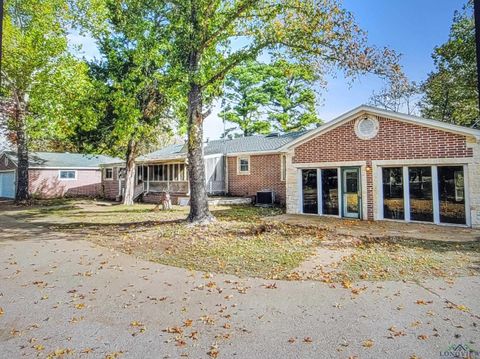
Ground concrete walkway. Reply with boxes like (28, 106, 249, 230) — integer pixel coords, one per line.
(0, 213, 479, 358)
(270, 214, 480, 242)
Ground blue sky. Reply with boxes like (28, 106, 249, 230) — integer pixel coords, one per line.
(70, 0, 466, 140)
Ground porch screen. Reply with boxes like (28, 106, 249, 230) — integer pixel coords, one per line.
(438, 166, 465, 224)
(302, 169, 318, 214)
(382, 167, 404, 220)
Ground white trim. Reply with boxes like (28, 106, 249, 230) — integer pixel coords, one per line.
(432, 166, 440, 224)
(58, 170, 77, 181)
(373, 157, 472, 166)
(280, 155, 287, 181)
(317, 168, 322, 215)
(464, 164, 472, 227)
(0, 169, 15, 173)
(237, 156, 250, 175)
(104, 167, 114, 181)
(297, 169, 303, 214)
(403, 166, 411, 222)
(281, 105, 480, 151)
(376, 166, 384, 220)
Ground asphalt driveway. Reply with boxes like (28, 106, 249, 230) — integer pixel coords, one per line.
(0, 211, 479, 358)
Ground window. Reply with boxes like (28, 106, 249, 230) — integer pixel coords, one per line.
(302, 169, 318, 214)
(409, 167, 433, 222)
(118, 167, 126, 180)
(59, 170, 76, 180)
(104, 168, 113, 180)
(280, 155, 287, 181)
(148, 163, 187, 182)
(238, 157, 250, 174)
(382, 167, 404, 220)
(355, 116, 379, 140)
(438, 166, 465, 224)
(321, 169, 339, 215)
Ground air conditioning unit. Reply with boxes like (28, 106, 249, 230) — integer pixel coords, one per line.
(256, 190, 274, 207)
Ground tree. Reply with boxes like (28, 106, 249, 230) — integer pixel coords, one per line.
(263, 59, 321, 132)
(421, 1, 479, 126)
(76, 0, 173, 205)
(221, 59, 321, 136)
(220, 61, 270, 136)
(1, 0, 97, 202)
(164, 0, 401, 224)
(369, 77, 421, 115)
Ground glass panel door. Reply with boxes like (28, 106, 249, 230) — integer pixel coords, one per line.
(321, 169, 339, 215)
(302, 169, 318, 214)
(382, 167, 404, 220)
(438, 166, 466, 224)
(342, 168, 360, 218)
(409, 167, 433, 222)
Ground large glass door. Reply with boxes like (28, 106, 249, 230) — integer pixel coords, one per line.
(342, 168, 361, 219)
(302, 169, 318, 214)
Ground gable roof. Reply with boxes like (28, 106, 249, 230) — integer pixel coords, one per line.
(2, 151, 121, 169)
(281, 105, 480, 151)
(137, 130, 309, 162)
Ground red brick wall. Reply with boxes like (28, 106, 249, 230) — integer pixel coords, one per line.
(293, 116, 474, 219)
(227, 154, 286, 204)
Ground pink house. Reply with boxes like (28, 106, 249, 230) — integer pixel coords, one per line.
(0, 151, 120, 199)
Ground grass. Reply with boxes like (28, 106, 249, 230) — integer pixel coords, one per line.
(15, 201, 323, 279)
(330, 238, 480, 282)
(8, 199, 480, 282)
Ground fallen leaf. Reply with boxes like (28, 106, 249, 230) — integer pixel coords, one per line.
(362, 339, 374, 348)
(207, 344, 219, 358)
(183, 319, 193, 327)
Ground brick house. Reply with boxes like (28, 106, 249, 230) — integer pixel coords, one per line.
(0, 151, 120, 199)
(106, 131, 305, 204)
(283, 106, 480, 227)
(104, 105, 480, 227)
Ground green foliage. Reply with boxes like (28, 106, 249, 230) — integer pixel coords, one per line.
(421, 1, 479, 126)
(263, 59, 321, 133)
(72, 0, 174, 157)
(1, 0, 97, 149)
(220, 61, 270, 136)
(220, 59, 322, 135)
(164, 0, 401, 109)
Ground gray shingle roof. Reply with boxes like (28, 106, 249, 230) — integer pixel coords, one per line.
(137, 131, 309, 162)
(3, 151, 121, 168)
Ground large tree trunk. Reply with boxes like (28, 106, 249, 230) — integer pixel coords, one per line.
(15, 100, 29, 203)
(187, 81, 213, 224)
(122, 138, 137, 205)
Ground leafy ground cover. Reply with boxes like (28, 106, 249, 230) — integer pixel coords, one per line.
(9, 200, 480, 281)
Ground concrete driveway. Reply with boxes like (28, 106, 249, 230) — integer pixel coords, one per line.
(0, 212, 479, 358)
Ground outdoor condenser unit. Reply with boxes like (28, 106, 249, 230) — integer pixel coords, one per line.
(256, 191, 274, 206)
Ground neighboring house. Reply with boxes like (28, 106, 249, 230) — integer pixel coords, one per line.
(120, 105, 480, 227)
(0, 151, 120, 199)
